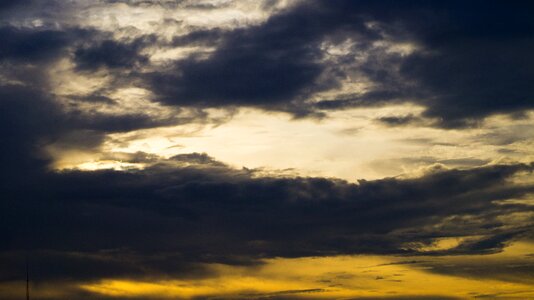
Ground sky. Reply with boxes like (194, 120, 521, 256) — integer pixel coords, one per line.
(1, 0, 534, 299)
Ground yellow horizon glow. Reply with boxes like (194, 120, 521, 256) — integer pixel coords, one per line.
(76, 242, 534, 299)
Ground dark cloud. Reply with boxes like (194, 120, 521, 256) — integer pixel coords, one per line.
(1, 158, 533, 288)
(0, 0, 30, 11)
(376, 114, 423, 127)
(0, 26, 95, 186)
(0, 83, 183, 197)
(143, 0, 534, 126)
(0, 26, 71, 63)
(335, 4, 532, 93)
(67, 93, 116, 104)
(106, 0, 236, 10)
(171, 28, 226, 47)
(6, 1, 530, 127)
(0, 24, 197, 183)
(0, 24, 150, 75)
(0, 84, 65, 185)
(399, 38, 534, 127)
(0, 80, 186, 183)
(74, 38, 151, 71)
(3, 1, 531, 126)
(170, 152, 228, 167)
(323, 0, 534, 127)
(145, 2, 377, 112)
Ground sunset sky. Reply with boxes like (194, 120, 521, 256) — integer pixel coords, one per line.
(1, 0, 534, 299)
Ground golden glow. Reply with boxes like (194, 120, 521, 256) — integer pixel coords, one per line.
(74, 160, 142, 171)
(77, 242, 534, 299)
(49, 108, 534, 181)
(412, 236, 476, 252)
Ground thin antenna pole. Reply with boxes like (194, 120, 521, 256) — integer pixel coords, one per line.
(26, 257, 29, 300)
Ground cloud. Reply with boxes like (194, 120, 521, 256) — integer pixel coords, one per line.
(376, 114, 423, 127)
(0, 26, 71, 63)
(0, 0, 30, 11)
(141, 0, 534, 126)
(0, 25, 206, 180)
(7, 1, 530, 128)
(74, 38, 152, 71)
(399, 38, 534, 127)
(0, 85, 65, 183)
(2, 156, 533, 286)
(144, 1, 378, 113)
(170, 152, 228, 167)
(171, 28, 226, 47)
(0, 2, 533, 298)
(0, 80, 186, 181)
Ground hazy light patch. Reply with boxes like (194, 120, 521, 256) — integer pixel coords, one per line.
(80, 276, 308, 299)
(52, 107, 534, 181)
(149, 46, 217, 63)
(48, 59, 154, 116)
(78, 242, 534, 299)
(79, 3, 163, 33)
(49, 59, 183, 118)
(311, 79, 373, 103)
(495, 212, 534, 232)
(0, 0, 289, 45)
(72, 0, 279, 36)
(320, 38, 357, 57)
(412, 237, 474, 252)
(384, 41, 420, 56)
(104, 87, 174, 116)
(47, 148, 98, 171)
(102, 125, 212, 161)
(48, 58, 112, 98)
(102, 107, 422, 180)
(475, 111, 534, 164)
(496, 194, 534, 206)
(71, 160, 143, 171)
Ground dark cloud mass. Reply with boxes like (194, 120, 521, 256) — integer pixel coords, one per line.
(2, 158, 534, 283)
(0, 26, 70, 62)
(0, 0, 29, 11)
(144, 0, 534, 126)
(74, 38, 150, 71)
(147, 1, 377, 111)
(0, 85, 61, 182)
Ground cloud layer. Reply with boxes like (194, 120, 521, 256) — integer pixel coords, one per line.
(1, 0, 534, 299)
